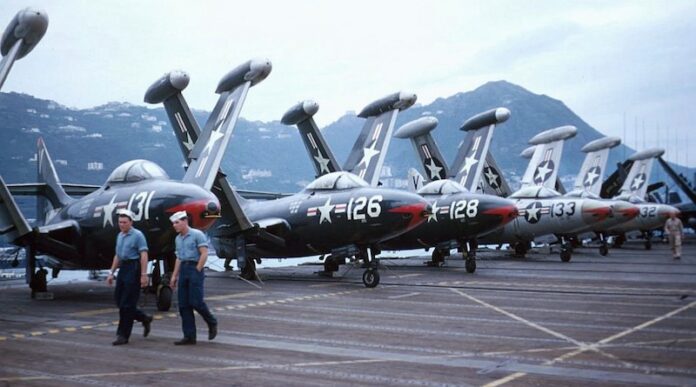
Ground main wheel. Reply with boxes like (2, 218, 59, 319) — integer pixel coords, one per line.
(514, 242, 527, 257)
(362, 269, 380, 288)
(156, 285, 172, 311)
(644, 239, 652, 250)
(465, 258, 476, 273)
(560, 249, 572, 262)
(431, 249, 445, 267)
(240, 257, 257, 280)
(599, 244, 609, 256)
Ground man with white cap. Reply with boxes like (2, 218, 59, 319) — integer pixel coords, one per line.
(169, 210, 217, 345)
(106, 208, 153, 345)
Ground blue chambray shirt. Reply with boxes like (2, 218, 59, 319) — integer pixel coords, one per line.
(116, 228, 148, 261)
(175, 228, 208, 262)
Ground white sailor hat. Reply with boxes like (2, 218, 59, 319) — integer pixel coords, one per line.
(116, 208, 136, 220)
(169, 211, 188, 223)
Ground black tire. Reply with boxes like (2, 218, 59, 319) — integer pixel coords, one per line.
(431, 250, 445, 266)
(560, 250, 572, 262)
(645, 240, 652, 250)
(362, 269, 380, 288)
(514, 242, 527, 257)
(240, 258, 257, 280)
(599, 244, 609, 256)
(156, 285, 172, 311)
(465, 259, 476, 273)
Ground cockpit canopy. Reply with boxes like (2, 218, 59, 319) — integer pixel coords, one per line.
(304, 171, 369, 191)
(564, 189, 601, 199)
(509, 186, 561, 199)
(613, 193, 645, 204)
(417, 180, 466, 195)
(106, 159, 169, 184)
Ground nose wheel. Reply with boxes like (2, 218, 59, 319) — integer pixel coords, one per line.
(560, 241, 572, 262)
(360, 248, 380, 288)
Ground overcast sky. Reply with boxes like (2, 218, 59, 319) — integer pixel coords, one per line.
(2, 0, 694, 167)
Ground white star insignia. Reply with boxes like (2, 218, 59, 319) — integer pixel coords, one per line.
(314, 151, 331, 174)
(459, 156, 478, 177)
(425, 159, 443, 179)
(535, 163, 552, 182)
(631, 174, 645, 190)
(526, 205, 541, 222)
(317, 197, 335, 224)
(428, 201, 439, 223)
(484, 168, 499, 188)
(358, 140, 380, 168)
(584, 168, 599, 186)
(102, 195, 118, 228)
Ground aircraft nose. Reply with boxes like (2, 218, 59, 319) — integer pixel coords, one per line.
(614, 201, 639, 220)
(658, 205, 679, 220)
(166, 190, 221, 231)
(482, 201, 519, 227)
(582, 200, 613, 222)
(388, 196, 431, 231)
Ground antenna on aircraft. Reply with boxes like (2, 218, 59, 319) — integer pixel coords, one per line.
(0, 8, 48, 90)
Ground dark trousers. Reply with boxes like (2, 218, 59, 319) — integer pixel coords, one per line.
(178, 263, 217, 339)
(114, 261, 147, 339)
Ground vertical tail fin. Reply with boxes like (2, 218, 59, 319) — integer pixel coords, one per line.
(574, 136, 621, 195)
(520, 126, 576, 189)
(407, 168, 425, 192)
(343, 92, 417, 186)
(184, 59, 272, 190)
(480, 153, 513, 197)
(36, 138, 71, 225)
(450, 108, 510, 191)
(281, 100, 341, 177)
(618, 148, 665, 199)
(144, 70, 200, 160)
(394, 116, 448, 182)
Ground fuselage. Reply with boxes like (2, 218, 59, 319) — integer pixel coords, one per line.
(479, 193, 611, 244)
(606, 202, 677, 234)
(40, 179, 219, 269)
(381, 191, 518, 250)
(211, 187, 429, 258)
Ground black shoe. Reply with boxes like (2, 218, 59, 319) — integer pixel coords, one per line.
(112, 336, 128, 346)
(174, 337, 196, 345)
(208, 323, 217, 341)
(142, 315, 153, 338)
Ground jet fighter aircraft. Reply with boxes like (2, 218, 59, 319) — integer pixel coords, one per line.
(449, 124, 613, 262)
(560, 137, 640, 255)
(282, 103, 518, 272)
(0, 8, 48, 89)
(144, 69, 431, 287)
(605, 148, 679, 249)
(0, 59, 271, 307)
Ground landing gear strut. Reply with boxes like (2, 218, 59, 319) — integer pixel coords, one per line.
(643, 231, 652, 250)
(360, 248, 380, 288)
(26, 246, 48, 298)
(598, 233, 609, 256)
(560, 238, 572, 262)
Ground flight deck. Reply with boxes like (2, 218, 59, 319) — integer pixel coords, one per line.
(1, 239, 695, 386)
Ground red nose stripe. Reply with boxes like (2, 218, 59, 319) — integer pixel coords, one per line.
(619, 207, 639, 219)
(583, 206, 612, 221)
(166, 199, 218, 231)
(482, 205, 519, 224)
(389, 203, 429, 230)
